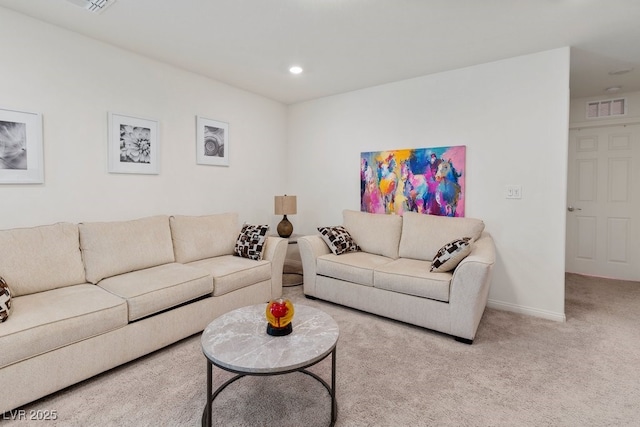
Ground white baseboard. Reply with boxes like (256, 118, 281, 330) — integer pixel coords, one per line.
(487, 299, 566, 322)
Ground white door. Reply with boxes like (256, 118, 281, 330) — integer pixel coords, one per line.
(566, 124, 640, 281)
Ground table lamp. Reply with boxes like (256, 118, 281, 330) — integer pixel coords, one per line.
(274, 195, 297, 238)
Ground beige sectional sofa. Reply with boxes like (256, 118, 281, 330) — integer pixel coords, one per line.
(0, 213, 287, 414)
(299, 210, 495, 344)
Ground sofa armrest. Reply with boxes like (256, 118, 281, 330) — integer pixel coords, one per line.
(263, 236, 288, 299)
(449, 232, 496, 340)
(298, 235, 331, 297)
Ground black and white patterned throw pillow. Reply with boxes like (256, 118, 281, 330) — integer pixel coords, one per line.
(430, 237, 473, 272)
(317, 226, 360, 255)
(0, 276, 12, 323)
(234, 224, 269, 260)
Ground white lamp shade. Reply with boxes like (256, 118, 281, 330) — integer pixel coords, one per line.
(274, 195, 297, 215)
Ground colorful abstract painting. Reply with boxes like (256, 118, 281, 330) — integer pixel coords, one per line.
(361, 146, 466, 217)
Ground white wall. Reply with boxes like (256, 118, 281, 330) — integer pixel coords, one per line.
(288, 48, 571, 321)
(0, 7, 288, 230)
(0, 6, 572, 321)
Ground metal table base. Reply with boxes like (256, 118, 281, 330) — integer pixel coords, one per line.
(202, 347, 337, 427)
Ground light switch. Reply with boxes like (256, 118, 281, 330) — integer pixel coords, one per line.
(505, 185, 522, 199)
(513, 186, 521, 198)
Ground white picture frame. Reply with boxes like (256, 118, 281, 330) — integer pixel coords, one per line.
(0, 107, 44, 184)
(108, 112, 159, 174)
(196, 116, 229, 166)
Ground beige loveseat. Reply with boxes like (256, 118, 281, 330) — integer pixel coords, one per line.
(299, 210, 495, 344)
(0, 213, 287, 414)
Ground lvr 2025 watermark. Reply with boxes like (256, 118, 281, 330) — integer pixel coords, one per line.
(2, 410, 58, 421)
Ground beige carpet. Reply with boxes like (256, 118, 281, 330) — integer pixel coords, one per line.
(3, 273, 639, 426)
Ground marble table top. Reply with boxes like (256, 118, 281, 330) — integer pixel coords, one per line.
(201, 304, 339, 374)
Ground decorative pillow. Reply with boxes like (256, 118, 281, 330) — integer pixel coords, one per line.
(317, 226, 361, 255)
(0, 276, 12, 323)
(430, 237, 472, 272)
(234, 224, 269, 260)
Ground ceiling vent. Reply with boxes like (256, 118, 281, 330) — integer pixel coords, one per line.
(586, 98, 626, 119)
(66, 0, 116, 14)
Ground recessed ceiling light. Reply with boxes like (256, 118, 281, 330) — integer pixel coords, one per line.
(605, 86, 622, 93)
(289, 66, 303, 75)
(608, 68, 633, 76)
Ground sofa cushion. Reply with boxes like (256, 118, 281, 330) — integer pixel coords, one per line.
(431, 237, 473, 272)
(80, 215, 175, 284)
(0, 223, 86, 297)
(170, 213, 239, 263)
(97, 263, 212, 321)
(187, 255, 271, 297)
(374, 258, 452, 302)
(0, 277, 11, 322)
(398, 212, 485, 261)
(317, 251, 393, 287)
(318, 226, 360, 255)
(0, 284, 128, 369)
(343, 210, 403, 259)
(234, 224, 269, 260)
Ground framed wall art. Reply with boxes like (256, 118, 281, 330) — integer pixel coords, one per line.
(361, 145, 466, 217)
(196, 116, 229, 166)
(108, 112, 159, 174)
(0, 107, 44, 184)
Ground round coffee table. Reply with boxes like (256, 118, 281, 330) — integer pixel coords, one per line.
(201, 304, 339, 426)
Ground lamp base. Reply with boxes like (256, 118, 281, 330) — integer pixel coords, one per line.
(277, 215, 293, 238)
(266, 323, 293, 336)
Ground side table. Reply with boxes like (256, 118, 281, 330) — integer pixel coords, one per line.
(280, 234, 303, 286)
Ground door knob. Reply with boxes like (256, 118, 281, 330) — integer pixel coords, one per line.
(567, 206, 582, 212)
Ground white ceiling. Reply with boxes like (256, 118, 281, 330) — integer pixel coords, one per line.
(1, 0, 639, 104)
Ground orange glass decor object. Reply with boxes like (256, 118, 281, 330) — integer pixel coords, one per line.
(265, 298, 295, 336)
